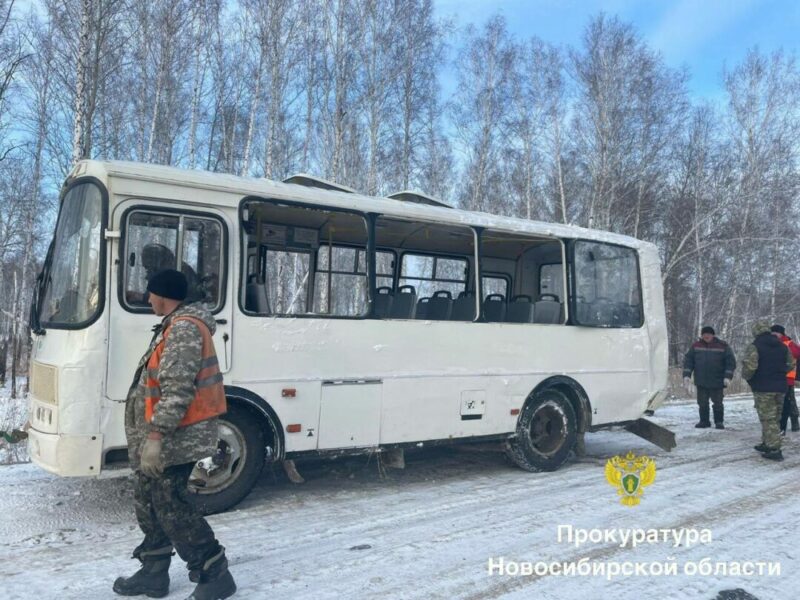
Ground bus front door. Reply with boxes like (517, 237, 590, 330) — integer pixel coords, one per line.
(106, 201, 234, 408)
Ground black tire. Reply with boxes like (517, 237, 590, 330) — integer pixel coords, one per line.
(505, 388, 577, 472)
(186, 403, 266, 515)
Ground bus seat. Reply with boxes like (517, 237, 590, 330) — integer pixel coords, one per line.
(451, 291, 476, 321)
(428, 290, 453, 320)
(373, 286, 394, 318)
(245, 277, 270, 313)
(415, 297, 431, 319)
(483, 293, 506, 322)
(534, 294, 561, 324)
(506, 295, 534, 323)
(390, 284, 417, 319)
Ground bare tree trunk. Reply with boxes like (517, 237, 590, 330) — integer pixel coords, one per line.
(241, 52, 263, 177)
(301, 0, 317, 172)
(265, 56, 281, 179)
(0, 339, 6, 387)
(187, 2, 207, 168)
(71, 0, 91, 165)
(146, 51, 166, 163)
(10, 271, 17, 399)
(694, 197, 704, 329)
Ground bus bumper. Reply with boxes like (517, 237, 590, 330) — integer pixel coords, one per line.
(624, 418, 676, 453)
(27, 427, 103, 476)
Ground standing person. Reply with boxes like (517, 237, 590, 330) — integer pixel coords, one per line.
(682, 326, 736, 429)
(742, 320, 794, 461)
(771, 324, 800, 434)
(114, 269, 236, 599)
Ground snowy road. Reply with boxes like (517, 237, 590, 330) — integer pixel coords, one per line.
(2, 397, 798, 600)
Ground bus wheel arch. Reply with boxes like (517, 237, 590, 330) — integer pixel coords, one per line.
(187, 386, 283, 514)
(223, 385, 285, 462)
(505, 377, 591, 472)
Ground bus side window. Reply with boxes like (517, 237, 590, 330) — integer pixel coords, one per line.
(242, 199, 369, 318)
(572, 241, 643, 328)
(374, 216, 474, 321)
(481, 230, 565, 324)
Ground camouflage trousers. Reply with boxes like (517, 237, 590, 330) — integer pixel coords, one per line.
(133, 463, 221, 573)
(754, 393, 784, 450)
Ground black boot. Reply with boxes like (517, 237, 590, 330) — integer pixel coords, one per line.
(762, 448, 784, 461)
(792, 416, 800, 432)
(695, 405, 710, 428)
(754, 443, 769, 453)
(713, 404, 724, 429)
(186, 549, 236, 600)
(113, 548, 172, 598)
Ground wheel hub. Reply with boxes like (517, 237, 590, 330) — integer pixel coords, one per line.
(188, 422, 247, 495)
(528, 400, 566, 455)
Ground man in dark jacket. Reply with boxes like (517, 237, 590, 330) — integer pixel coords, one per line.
(683, 326, 736, 429)
(742, 320, 794, 461)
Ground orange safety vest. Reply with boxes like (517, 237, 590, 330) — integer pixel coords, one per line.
(782, 338, 797, 385)
(144, 315, 226, 427)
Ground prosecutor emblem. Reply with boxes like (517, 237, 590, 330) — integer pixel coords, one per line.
(605, 451, 656, 506)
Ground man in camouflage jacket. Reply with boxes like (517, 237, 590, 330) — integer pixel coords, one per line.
(741, 320, 794, 461)
(115, 269, 236, 600)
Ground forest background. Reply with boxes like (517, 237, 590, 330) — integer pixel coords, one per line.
(0, 0, 798, 433)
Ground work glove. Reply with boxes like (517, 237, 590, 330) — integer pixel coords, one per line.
(683, 377, 693, 393)
(140, 437, 164, 478)
(723, 378, 731, 388)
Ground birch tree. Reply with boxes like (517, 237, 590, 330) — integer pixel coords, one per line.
(721, 49, 800, 343)
(318, 0, 364, 184)
(0, 0, 26, 162)
(451, 16, 516, 212)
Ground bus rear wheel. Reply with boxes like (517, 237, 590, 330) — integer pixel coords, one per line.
(506, 388, 577, 472)
(186, 403, 266, 515)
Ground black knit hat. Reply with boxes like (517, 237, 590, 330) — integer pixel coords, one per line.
(771, 324, 786, 335)
(701, 326, 715, 335)
(146, 269, 188, 301)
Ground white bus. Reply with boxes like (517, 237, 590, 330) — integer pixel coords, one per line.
(28, 160, 669, 513)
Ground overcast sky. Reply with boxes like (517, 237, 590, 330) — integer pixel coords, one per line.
(435, 0, 800, 101)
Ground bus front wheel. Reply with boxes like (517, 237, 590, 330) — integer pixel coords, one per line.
(186, 403, 266, 515)
(506, 388, 577, 472)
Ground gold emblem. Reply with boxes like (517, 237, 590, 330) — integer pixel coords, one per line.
(605, 451, 656, 506)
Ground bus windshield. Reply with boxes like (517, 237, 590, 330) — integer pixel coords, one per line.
(39, 182, 104, 327)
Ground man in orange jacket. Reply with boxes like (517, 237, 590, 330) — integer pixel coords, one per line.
(115, 270, 236, 600)
(771, 325, 800, 434)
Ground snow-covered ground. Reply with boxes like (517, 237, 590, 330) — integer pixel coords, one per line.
(1, 396, 798, 600)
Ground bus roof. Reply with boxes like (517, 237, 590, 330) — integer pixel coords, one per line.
(72, 159, 652, 251)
